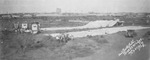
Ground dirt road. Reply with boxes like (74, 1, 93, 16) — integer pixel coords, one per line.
(45, 26, 150, 38)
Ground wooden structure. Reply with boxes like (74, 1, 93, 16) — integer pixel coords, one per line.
(31, 22, 40, 34)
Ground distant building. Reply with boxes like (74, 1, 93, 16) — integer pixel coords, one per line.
(56, 8, 61, 14)
(36, 13, 63, 16)
(23, 14, 32, 18)
(11, 14, 20, 18)
(1, 14, 11, 19)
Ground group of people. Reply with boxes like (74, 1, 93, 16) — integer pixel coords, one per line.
(55, 34, 74, 43)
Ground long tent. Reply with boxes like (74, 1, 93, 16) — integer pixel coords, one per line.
(41, 19, 124, 31)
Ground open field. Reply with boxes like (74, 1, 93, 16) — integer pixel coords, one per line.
(0, 15, 150, 60)
(0, 15, 149, 29)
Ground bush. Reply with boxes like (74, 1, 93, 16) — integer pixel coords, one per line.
(86, 35, 93, 38)
(99, 39, 108, 44)
(143, 31, 150, 40)
(100, 35, 104, 38)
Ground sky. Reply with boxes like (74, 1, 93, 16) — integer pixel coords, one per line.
(0, 0, 149, 13)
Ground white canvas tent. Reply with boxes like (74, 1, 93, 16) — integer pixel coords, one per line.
(82, 19, 123, 28)
(41, 19, 124, 31)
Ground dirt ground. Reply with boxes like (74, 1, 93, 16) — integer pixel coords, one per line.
(0, 16, 150, 60)
(0, 27, 149, 60)
(73, 28, 150, 60)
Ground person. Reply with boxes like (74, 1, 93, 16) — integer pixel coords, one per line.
(14, 22, 19, 32)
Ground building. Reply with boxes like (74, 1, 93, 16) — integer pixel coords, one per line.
(1, 14, 12, 19)
(21, 22, 28, 29)
(56, 8, 61, 14)
(11, 14, 20, 18)
(23, 14, 32, 18)
(31, 22, 40, 34)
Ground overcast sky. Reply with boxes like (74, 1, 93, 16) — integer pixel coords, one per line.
(0, 0, 149, 13)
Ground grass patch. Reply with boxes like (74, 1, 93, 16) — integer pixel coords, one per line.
(86, 35, 109, 44)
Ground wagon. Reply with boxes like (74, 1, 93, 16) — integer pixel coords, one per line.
(125, 30, 137, 38)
